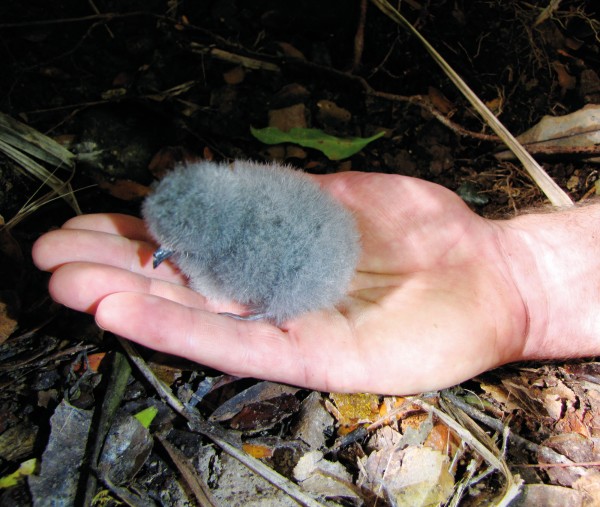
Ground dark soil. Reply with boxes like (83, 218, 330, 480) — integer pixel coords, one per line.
(1, 1, 600, 505)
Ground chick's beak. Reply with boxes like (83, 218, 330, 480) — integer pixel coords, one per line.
(152, 247, 174, 269)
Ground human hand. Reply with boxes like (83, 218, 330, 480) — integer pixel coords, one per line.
(33, 171, 530, 394)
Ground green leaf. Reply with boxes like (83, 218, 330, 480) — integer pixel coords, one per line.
(134, 406, 158, 428)
(0, 458, 37, 488)
(250, 126, 385, 160)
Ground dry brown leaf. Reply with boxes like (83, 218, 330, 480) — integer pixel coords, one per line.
(496, 104, 600, 161)
(540, 433, 594, 487)
(573, 473, 600, 504)
(427, 86, 454, 115)
(275, 42, 306, 60)
(316, 100, 352, 126)
(148, 146, 198, 179)
(98, 179, 151, 201)
(502, 378, 549, 420)
(552, 61, 576, 91)
(424, 423, 458, 454)
(584, 390, 600, 438)
(228, 394, 300, 431)
(563, 362, 600, 383)
(566, 172, 581, 191)
(544, 433, 596, 464)
(519, 483, 588, 507)
(223, 65, 245, 85)
(210, 381, 300, 432)
(328, 393, 380, 433)
(268, 103, 307, 132)
(401, 412, 429, 433)
(555, 406, 590, 436)
(367, 425, 403, 451)
(293, 450, 359, 500)
(543, 380, 577, 422)
(359, 446, 454, 506)
(146, 358, 184, 386)
(0, 300, 18, 345)
(480, 382, 522, 413)
(292, 392, 334, 450)
(242, 442, 273, 459)
(71, 352, 106, 374)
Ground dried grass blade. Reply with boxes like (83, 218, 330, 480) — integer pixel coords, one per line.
(0, 113, 81, 216)
(410, 396, 523, 507)
(370, 0, 573, 207)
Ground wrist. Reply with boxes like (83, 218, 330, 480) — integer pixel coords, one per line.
(497, 202, 600, 360)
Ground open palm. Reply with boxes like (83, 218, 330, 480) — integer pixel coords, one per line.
(33, 171, 527, 394)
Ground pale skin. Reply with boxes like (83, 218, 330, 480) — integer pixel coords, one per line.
(32, 172, 600, 394)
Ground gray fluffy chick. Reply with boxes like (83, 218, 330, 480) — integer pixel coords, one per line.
(142, 160, 361, 324)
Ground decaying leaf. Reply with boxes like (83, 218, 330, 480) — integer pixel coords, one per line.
(242, 442, 274, 459)
(495, 104, 600, 161)
(519, 484, 589, 507)
(562, 362, 600, 380)
(0, 300, 18, 345)
(209, 381, 300, 432)
(293, 450, 359, 500)
(573, 474, 600, 505)
(292, 392, 334, 450)
(97, 179, 151, 201)
(0, 422, 38, 462)
(328, 392, 381, 433)
(359, 446, 454, 506)
(97, 414, 153, 485)
(243, 437, 308, 478)
(148, 145, 198, 179)
(552, 61, 577, 92)
(28, 401, 93, 506)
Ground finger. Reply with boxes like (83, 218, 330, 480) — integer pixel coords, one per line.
(48, 262, 210, 313)
(96, 292, 311, 384)
(62, 213, 152, 242)
(32, 228, 184, 283)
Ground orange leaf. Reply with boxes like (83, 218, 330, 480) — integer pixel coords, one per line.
(242, 443, 273, 459)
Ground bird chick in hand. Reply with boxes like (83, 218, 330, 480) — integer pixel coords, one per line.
(142, 160, 361, 325)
